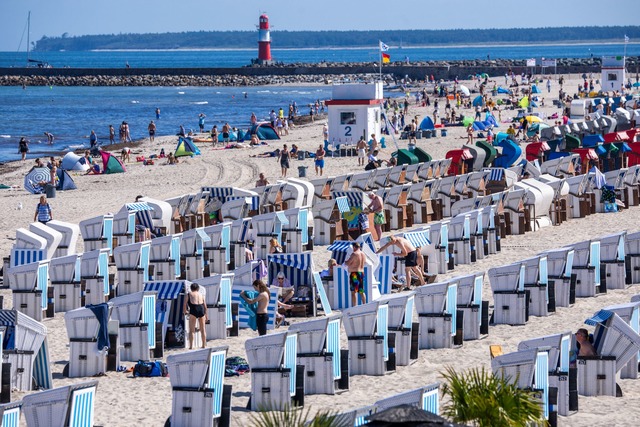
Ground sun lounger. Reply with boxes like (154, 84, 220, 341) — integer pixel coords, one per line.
(602, 302, 640, 380)
(22, 380, 98, 427)
(148, 234, 182, 281)
(288, 315, 347, 395)
(64, 304, 115, 378)
(519, 331, 577, 416)
(166, 347, 231, 427)
(0, 309, 52, 392)
(245, 331, 301, 411)
(569, 239, 603, 297)
(540, 248, 576, 308)
(27, 222, 62, 260)
(377, 292, 418, 367)
(49, 254, 82, 312)
(414, 280, 459, 349)
(7, 260, 50, 321)
(193, 274, 234, 340)
(456, 272, 488, 340)
(80, 249, 110, 306)
(79, 214, 114, 253)
(579, 310, 640, 396)
(179, 228, 210, 280)
(108, 291, 156, 361)
(311, 197, 349, 245)
(492, 348, 551, 421)
(202, 222, 231, 274)
(45, 220, 80, 258)
(488, 262, 528, 325)
(598, 232, 627, 290)
(113, 241, 151, 296)
(521, 255, 553, 317)
(342, 301, 392, 376)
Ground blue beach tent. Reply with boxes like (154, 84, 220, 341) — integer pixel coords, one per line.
(175, 136, 201, 157)
(248, 123, 280, 140)
(472, 96, 484, 107)
(419, 117, 435, 130)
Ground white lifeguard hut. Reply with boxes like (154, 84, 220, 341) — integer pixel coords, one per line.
(325, 82, 383, 148)
(601, 56, 626, 92)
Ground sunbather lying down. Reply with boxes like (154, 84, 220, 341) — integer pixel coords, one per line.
(250, 149, 281, 158)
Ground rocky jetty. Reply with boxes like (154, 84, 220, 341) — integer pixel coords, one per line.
(1, 57, 637, 87)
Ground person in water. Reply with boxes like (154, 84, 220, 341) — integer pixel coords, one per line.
(183, 282, 207, 349)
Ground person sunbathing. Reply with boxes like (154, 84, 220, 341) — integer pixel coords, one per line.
(576, 328, 597, 357)
(250, 148, 280, 158)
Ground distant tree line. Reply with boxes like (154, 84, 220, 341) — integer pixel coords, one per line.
(34, 26, 640, 51)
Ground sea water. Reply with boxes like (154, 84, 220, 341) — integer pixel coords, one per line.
(0, 85, 332, 162)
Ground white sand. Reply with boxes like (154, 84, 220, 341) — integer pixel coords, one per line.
(1, 74, 640, 426)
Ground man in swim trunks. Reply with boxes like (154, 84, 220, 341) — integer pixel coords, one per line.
(344, 242, 366, 307)
(377, 235, 425, 287)
(356, 137, 367, 166)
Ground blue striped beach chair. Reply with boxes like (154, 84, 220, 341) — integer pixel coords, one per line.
(49, 254, 82, 312)
(0, 309, 52, 392)
(343, 301, 390, 376)
(267, 251, 315, 315)
(7, 260, 49, 321)
(113, 242, 151, 296)
(332, 264, 377, 310)
(288, 314, 346, 395)
(245, 331, 300, 411)
(492, 348, 550, 421)
(126, 202, 160, 239)
(455, 272, 487, 341)
(64, 304, 112, 378)
(138, 197, 173, 234)
(521, 255, 551, 317)
(143, 281, 187, 349)
(333, 405, 376, 427)
(488, 262, 528, 325)
(193, 274, 234, 340)
(166, 346, 231, 427)
(231, 262, 278, 331)
(0, 401, 21, 427)
(10, 228, 47, 269)
(149, 233, 182, 280)
(414, 280, 458, 349)
(22, 380, 98, 427)
(568, 239, 602, 297)
(109, 291, 156, 361)
(45, 220, 81, 258)
(79, 214, 114, 254)
(28, 222, 62, 260)
(80, 249, 110, 306)
(202, 222, 231, 274)
(377, 292, 417, 366)
(519, 331, 574, 416)
(374, 383, 441, 415)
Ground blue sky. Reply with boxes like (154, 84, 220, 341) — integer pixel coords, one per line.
(1, 0, 637, 51)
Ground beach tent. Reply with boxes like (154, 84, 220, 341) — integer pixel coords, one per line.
(217, 130, 238, 142)
(519, 97, 530, 108)
(61, 152, 89, 172)
(472, 96, 484, 107)
(473, 121, 487, 131)
(249, 123, 280, 140)
(99, 151, 126, 174)
(56, 168, 77, 191)
(462, 116, 474, 127)
(174, 136, 201, 157)
(419, 117, 435, 130)
(484, 115, 499, 128)
(531, 84, 541, 94)
(497, 86, 512, 94)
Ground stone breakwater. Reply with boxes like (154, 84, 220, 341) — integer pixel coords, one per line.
(1, 58, 637, 87)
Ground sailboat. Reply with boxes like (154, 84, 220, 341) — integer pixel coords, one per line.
(23, 11, 49, 68)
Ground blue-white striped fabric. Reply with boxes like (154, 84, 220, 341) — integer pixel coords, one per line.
(33, 338, 52, 389)
(327, 240, 352, 265)
(331, 191, 363, 208)
(486, 168, 505, 181)
(403, 230, 431, 249)
(376, 254, 393, 296)
(284, 333, 298, 396)
(1, 404, 20, 427)
(10, 249, 45, 267)
(335, 196, 351, 213)
(267, 253, 313, 290)
(208, 349, 227, 417)
(327, 318, 341, 379)
(68, 385, 97, 427)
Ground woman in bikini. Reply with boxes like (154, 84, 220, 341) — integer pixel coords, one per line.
(183, 283, 208, 348)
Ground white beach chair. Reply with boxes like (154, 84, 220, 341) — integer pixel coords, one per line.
(113, 241, 151, 296)
(22, 380, 98, 427)
(79, 214, 114, 253)
(45, 220, 81, 257)
(598, 232, 626, 290)
(374, 383, 440, 415)
(424, 221, 452, 274)
(488, 262, 528, 325)
(148, 233, 182, 281)
(540, 247, 575, 308)
(342, 301, 391, 376)
(625, 231, 640, 285)
(311, 197, 348, 245)
(602, 302, 640, 380)
(49, 254, 82, 312)
(202, 222, 231, 274)
(414, 280, 459, 349)
(376, 292, 418, 367)
(64, 304, 115, 378)
(569, 239, 602, 297)
(456, 272, 488, 340)
(245, 331, 301, 411)
(111, 207, 136, 248)
(180, 228, 210, 281)
(28, 222, 62, 260)
(7, 260, 49, 321)
(387, 164, 407, 186)
(108, 291, 156, 362)
(521, 255, 552, 317)
(80, 248, 110, 306)
(448, 213, 472, 265)
(10, 228, 46, 268)
(166, 346, 231, 427)
(229, 218, 250, 269)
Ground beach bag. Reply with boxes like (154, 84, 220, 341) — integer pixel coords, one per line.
(133, 360, 168, 377)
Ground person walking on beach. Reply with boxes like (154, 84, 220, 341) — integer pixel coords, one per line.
(198, 113, 206, 132)
(278, 144, 291, 178)
(148, 120, 156, 142)
(44, 132, 54, 145)
(34, 195, 52, 224)
(315, 144, 325, 176)
(344, 242, 366, 307)
(356, 137, 367, 167)
(109, 125, 115, 144)
(240, 280, 270, 336)
(210, 125, 219, 146)
(89, 130, 98, 148)
(183, 282, 207, 349)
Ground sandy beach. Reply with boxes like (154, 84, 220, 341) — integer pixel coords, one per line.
(2, 73, 640, 426)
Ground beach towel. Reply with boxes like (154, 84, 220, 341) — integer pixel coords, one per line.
(87, 303, 111, 351)
(225, 356, 250, 377)
(240, 290, 259, 331)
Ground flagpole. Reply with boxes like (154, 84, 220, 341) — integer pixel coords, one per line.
(379, 41, 382, 81)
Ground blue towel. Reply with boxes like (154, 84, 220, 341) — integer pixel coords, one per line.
(87, 303, 110, 351)
(240, 290, 259, 331)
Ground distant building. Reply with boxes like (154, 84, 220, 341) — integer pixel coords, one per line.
(256, 14, 273, 65)
(601, 56, 626, 92)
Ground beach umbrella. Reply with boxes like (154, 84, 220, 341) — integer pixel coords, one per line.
(525, 115, 542, 123)
(462, 116, 474, 127)
(458, 85, 470, 97)
(24, 167, 51, 194)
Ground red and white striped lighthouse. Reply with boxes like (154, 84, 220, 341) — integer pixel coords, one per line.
(258, 14, 272, 63)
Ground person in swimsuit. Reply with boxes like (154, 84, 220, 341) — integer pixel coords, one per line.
(315, 144, 326, 176)
(356, 137, 367, 166)
(278, 144, 291, 178)
(344, 242, 366, 307)
(183, 283, 208, 349)
(377, 236, 425, 287)
(241, 280, 271, 336)
(364, 191, 385, 241)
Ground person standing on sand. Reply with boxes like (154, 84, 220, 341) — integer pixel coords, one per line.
(18, 137, 29, 161)
(356, 137, 367, 166)
(344, 242, 366, 307)
(240, 280, 270, 336)
(183, 282, 207, 349)
(34, 195, 53, 224)
(315, 144, 325, 176)
(210, 125, 219, 147)
(198, 113, 206, 132)
(109, 125, 115, 144)
(369, 134, 379, 155)
(278, 144, 291, 178)
(148, 120, 156, 142)
(322, 124, 329, 149)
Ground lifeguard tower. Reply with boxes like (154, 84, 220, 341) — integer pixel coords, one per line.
(601, 56, 626, 92)
(325, 82, 383, 148)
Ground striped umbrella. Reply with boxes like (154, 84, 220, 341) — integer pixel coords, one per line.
(24, 167, 51, 194)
